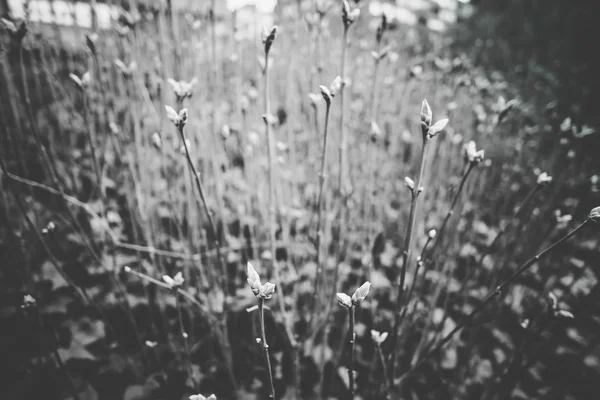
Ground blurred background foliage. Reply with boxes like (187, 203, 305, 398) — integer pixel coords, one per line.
(1, 0, 599, 399)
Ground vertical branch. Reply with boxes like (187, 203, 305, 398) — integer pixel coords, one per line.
(167, 0, 181, 76)
(363, 14, 387, 242)
(426, 162, 475, 259)
(312, 101, 321, 154)
(305, 86, 335, 399)
(337, 25, 349, 237)
(263, 41, 279, 315)
(390, 99, 446, 382)
(334, 0, 357, 281)
(262, 30, 296, 346)
(259, 298, 277, 400)
(348, 306, 356, 399)
(208, 0, 226, 225)
(311, 102, 331, 316)
(177, 125, 228, 290)
(336, 283, 370, 399)
(394, 137, 429, 315)
(82, 86, 102, 188)
(210, 0, 218, 90)
(175, 291, 195, 391)
(399, 231, 436, 326)
(176, 123, 237, 388)
(307, 80, 340, 345)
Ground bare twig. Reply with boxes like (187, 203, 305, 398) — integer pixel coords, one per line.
(259, 298, 277, 399)
(396, 219, 590, 386)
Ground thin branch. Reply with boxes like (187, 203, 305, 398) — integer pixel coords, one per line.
(395, 219, 589, 386)
(259, 298, 277, 399)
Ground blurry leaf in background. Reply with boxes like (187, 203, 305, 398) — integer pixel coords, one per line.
(473, 359, 493, 383)
(68, 316, 106, 347)
(39, 260, 69, 291)
(441, 346, 458, 369)
(370, 269, 391, 291)
(57, 341, 95, 362)
(311, 344, 333, 368)
(65, 383, 99, 400)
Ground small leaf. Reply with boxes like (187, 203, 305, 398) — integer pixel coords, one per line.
(337, 293, 352, 308)
(179, 108, 188, 124)
(556, 309, 574, 319)
(114, 59, 127, 71)
(337, 366, 357, 389)
(574, 125, 596, 138)
(560, 117, 572, 132)
(1, 17, 17, 32)
(330, 76, 342, 95)
(421, 99, 432, 124)
(247, 262, 261, 295)
(319, 85, 332, 103)
(351, 281, 371, 305)
(308, 92, 321, 105)
(548, 292, 558, 310)
(82, 71, 91, 84)
(69, 73, 83, 88)
(428, 118, 449, 137)
(165, 105, 179, 122)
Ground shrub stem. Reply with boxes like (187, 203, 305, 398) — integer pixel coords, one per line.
(82, 83, 102, 187)
(363, 27, 385, 238)
(336, 23, 350, 282)
(376, 342, 392, 395)
(427, 162, 475, 258)
(177, 126, 228, 291)
(175, 290, 195, 391)
(263, 45, 295, 347)
(258, 298, 277, 399)
(390, 135, 431, 378)
(348, 306, 356, 399)
(338, 27, 349, 195)
(311, 101, 332, 319)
